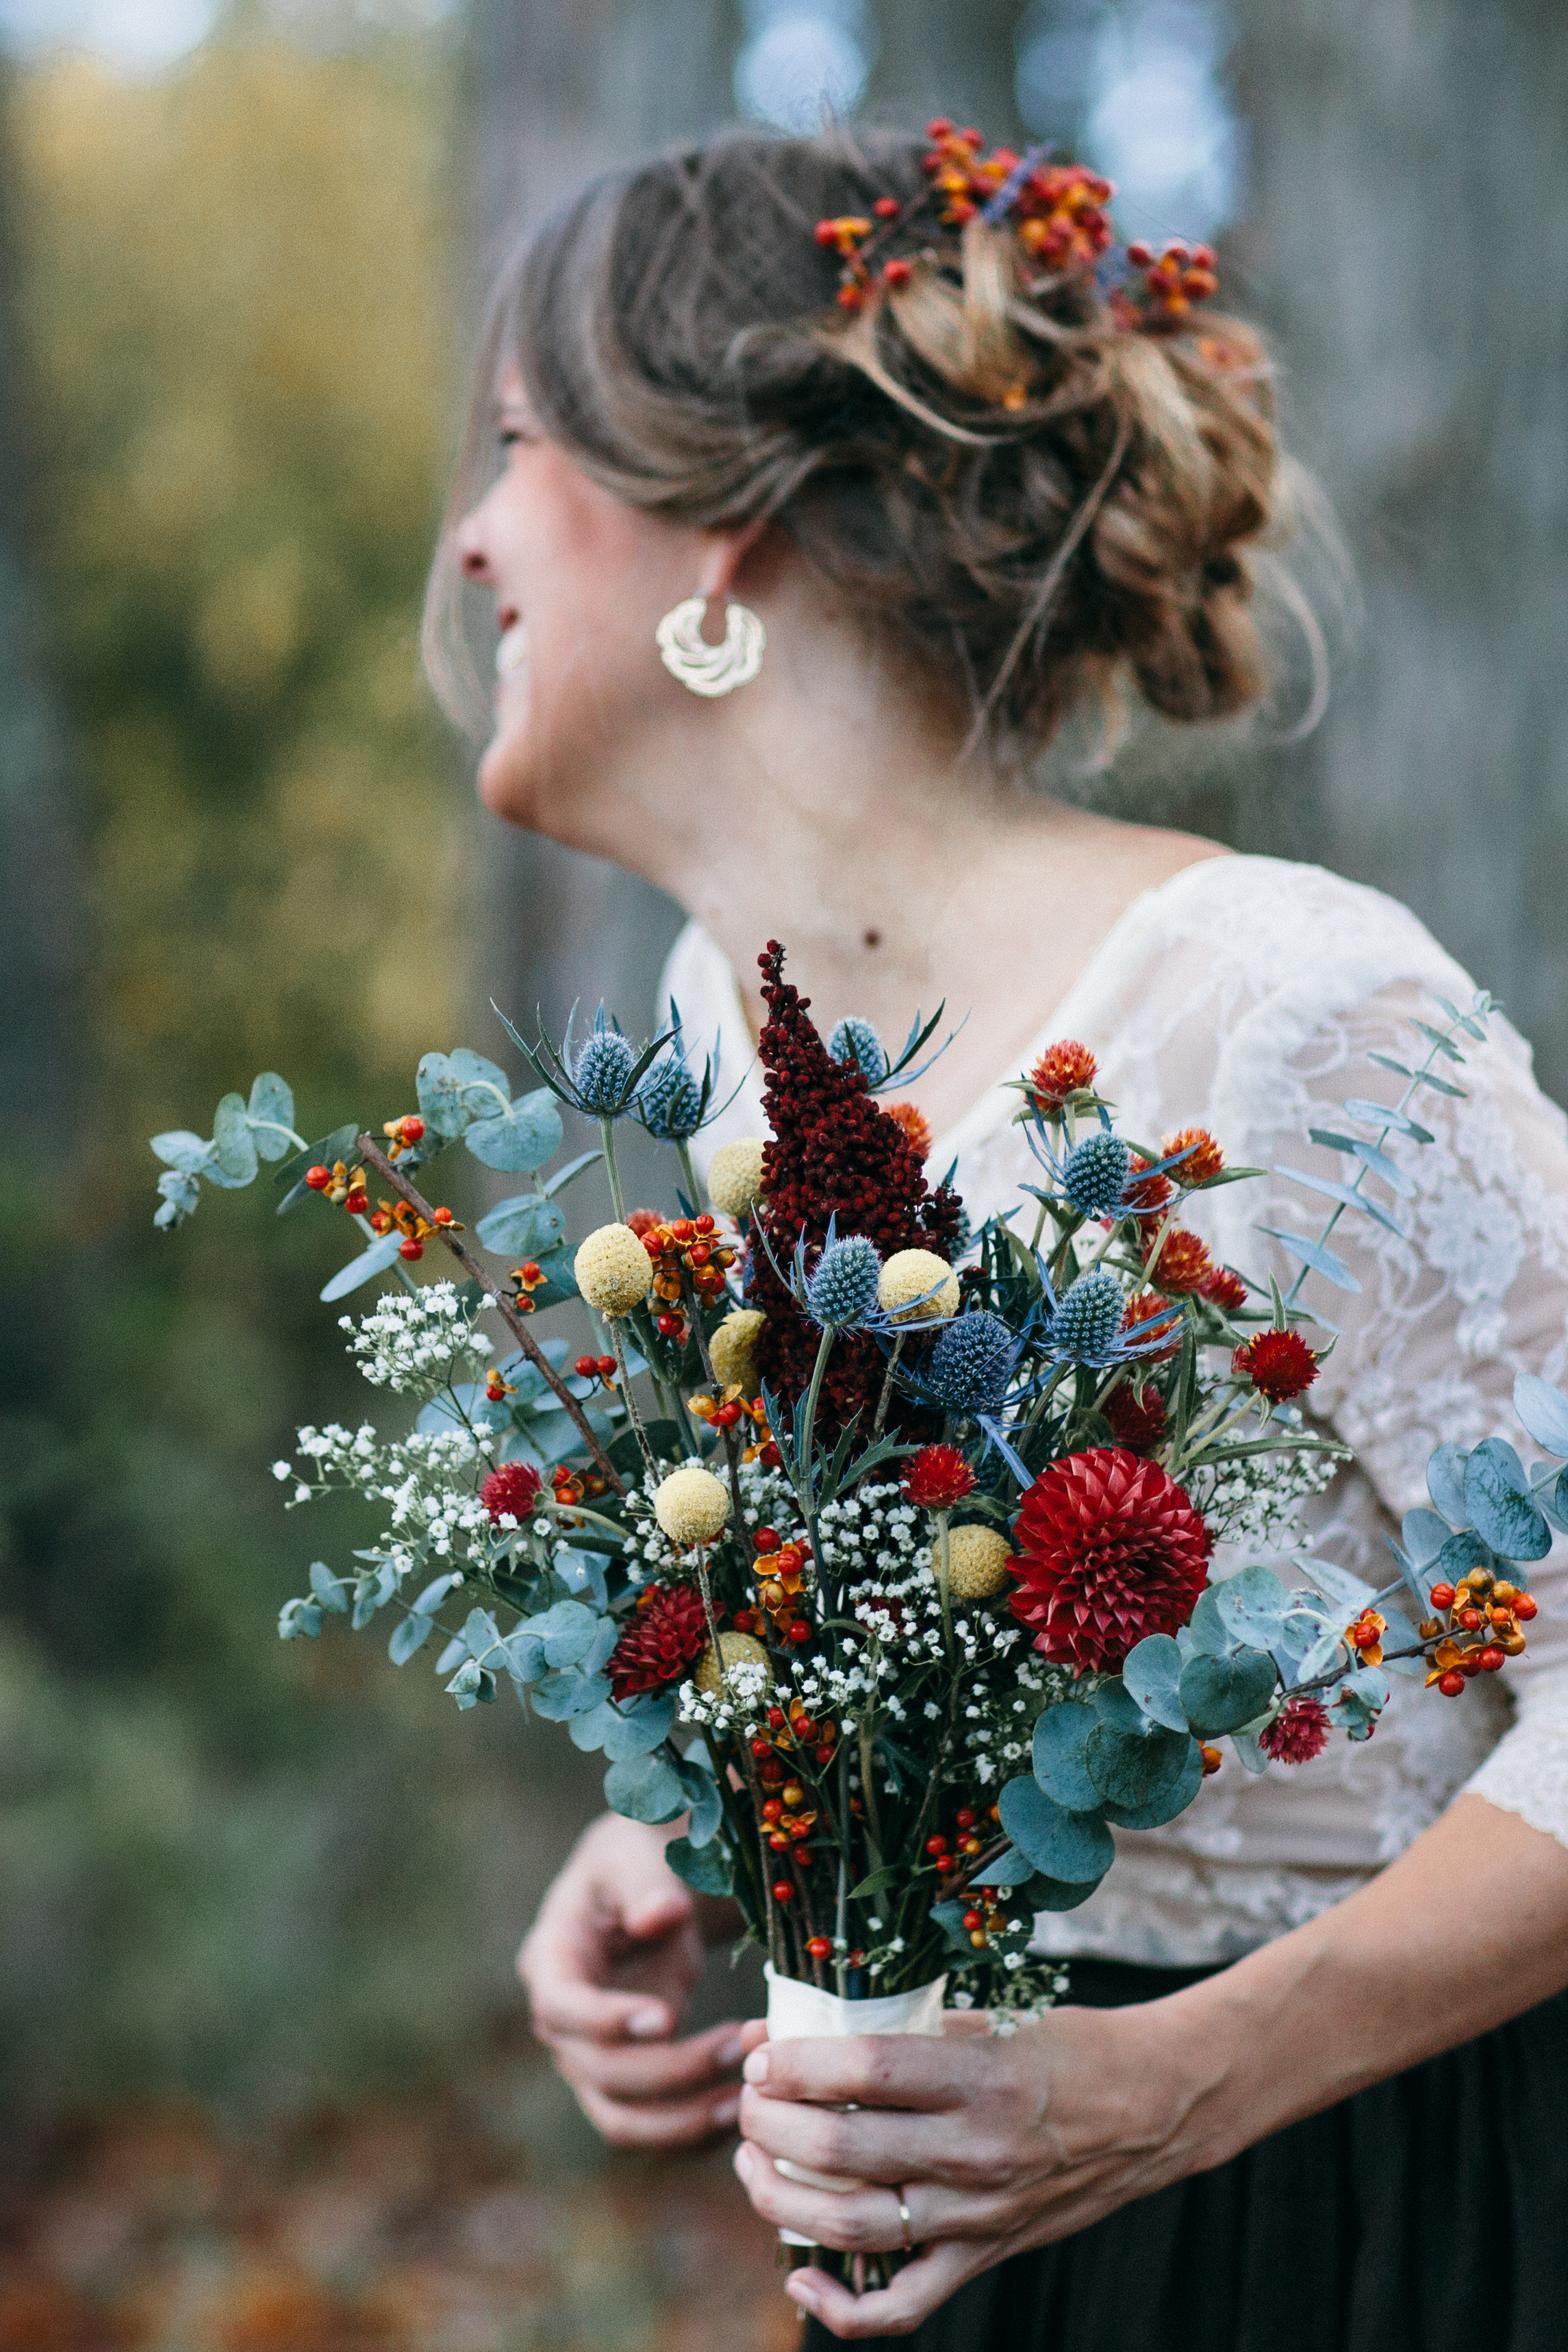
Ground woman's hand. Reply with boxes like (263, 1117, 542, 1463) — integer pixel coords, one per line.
(733, 2004, 1208, 2338)
(518, 1812, 763, 2149)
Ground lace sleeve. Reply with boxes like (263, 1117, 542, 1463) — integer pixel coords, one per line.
(1207, 978, 1568, 1849)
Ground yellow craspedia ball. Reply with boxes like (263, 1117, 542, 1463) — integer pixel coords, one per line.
(931, 1524, 1015, 1600)
(710, 1307, 766, 1395)
(877, 1248, 961, 1326)
(654, 1465, 731, 1547)
(694, 1630, 774, 1695)
(707, 1137, 768, 1217)
(574, 1222, 654, 1317)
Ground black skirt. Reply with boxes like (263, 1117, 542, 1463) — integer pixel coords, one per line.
(804, 1956, 1568, 2352)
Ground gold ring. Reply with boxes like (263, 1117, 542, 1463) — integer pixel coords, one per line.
(895, 2186, 914, 2253)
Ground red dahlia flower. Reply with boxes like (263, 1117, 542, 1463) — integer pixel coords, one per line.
(607, 1582, 709, 1700)
(902, 1444, 977, 1510)
(480, 1460, 543, 1524)
(1200, 1265, 1249, 1313)
(1011, 1447, 1211, 1673)
(1232, 1328, 1318, 1404)
(1028, 1040, 1098, 1111)
(1258, 1695, 1329, 1765)
(1106, 1383, 1169, 1455)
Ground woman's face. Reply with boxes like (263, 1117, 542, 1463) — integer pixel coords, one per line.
(453, 371, 711, 829)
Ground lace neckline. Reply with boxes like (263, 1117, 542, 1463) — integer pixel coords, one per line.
(694, 850, 1238, 1168)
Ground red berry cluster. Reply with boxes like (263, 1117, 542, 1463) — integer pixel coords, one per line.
(1115, 240, 1219, 327)
(732, 1526, 813, 1645)
(748, 941, 962, 1430)
(753, 1699, 837, 1854)
(574, 1352, 618, 1389)
(1423, 1567, 1534, 1697)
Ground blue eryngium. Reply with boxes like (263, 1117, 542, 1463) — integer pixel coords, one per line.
(806, 1234, 883, 1330)
(572, 1021, 638, 1113)
(926, 1309, 1016, 1412)
(828, 1016, 888, 1085)
(1044, 1268, 1125, 1361)
(1061, 1132, 1133, 1217)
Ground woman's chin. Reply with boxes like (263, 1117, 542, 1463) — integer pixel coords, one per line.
(476, 711, 537, 824)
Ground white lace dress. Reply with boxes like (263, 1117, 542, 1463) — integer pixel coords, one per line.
(661, 855, 1568, 1967)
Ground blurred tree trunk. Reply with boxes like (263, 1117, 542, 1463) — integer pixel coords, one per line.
(1231, 0, 1568, 1098)
(0, 67, 79, 1417)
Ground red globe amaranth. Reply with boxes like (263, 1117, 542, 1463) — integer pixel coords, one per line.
(1258, 1695, 1330, 1765)
(1010, 1447, 1211, 1673)
(480, 1460, 543, 1525)
(748, 941, 963, 1428)
(1232, 1328, 1318, 1404)
(607, 1582, 709, 1700)
(1106, 1383, 1169, 1455)
(1122, 1289, 1181, 1362)
(1143, 1226, 1213, 1293)
(1200, 1264, 1248, 1313)
(1162, 1126, 1225, 1186)
(1123, 1154, 1174, 1224)
(902, 1444, 976, 1510)
(1028, 1040, 1098, 1111)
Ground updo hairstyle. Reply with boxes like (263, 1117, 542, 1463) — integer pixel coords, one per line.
(428, 127, 1289, 759)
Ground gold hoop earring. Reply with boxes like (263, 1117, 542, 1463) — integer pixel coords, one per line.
(655, 594, 765, 697)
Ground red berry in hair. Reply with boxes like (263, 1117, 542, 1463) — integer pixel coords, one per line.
(480, 1460, 542, 1526)
(1232, 1329, 1318, 1404)
(1258, 1695, 1329, 1765)
(1011, 1447, 1211, 1675)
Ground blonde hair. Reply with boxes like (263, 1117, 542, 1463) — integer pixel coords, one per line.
(425, 126, 1304, 759)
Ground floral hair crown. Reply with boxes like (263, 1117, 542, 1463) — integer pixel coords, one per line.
(813, 118, 1218, 333)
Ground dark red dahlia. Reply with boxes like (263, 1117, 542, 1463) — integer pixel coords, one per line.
(607, 1582, 709, 1700)
(1028, 1040, 1098, 1111)
(1232, 1328, 1317, 1404)
(748, 942, 963, 1430)
(902, 1443, 977, 1510)
(1200, 1265, 1248, 1313)
(1010, 1447, 1211, 1674)
(481, 1460, 543, 1524)
(1258, 1695, 1329, 1765)
(1105, 1383, 1169, 1455)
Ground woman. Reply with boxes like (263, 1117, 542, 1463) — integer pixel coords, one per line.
(434, 127, 1568, 2347)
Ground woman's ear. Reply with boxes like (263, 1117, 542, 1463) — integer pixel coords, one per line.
(694, 518, 773, 601)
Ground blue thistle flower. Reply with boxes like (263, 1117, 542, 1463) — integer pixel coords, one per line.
(1062, 1132, 1133, 1217)
(806, 1234, 883, 1330)
(926, 1310, 1016, 1413)
(638, 1057, 704, 1140)
(1046, 1269, 1126, 1363)
(828, 1016, 888, 1085)
(572, 1013, 637, 1113)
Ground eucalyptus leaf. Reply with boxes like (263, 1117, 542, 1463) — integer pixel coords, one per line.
(543, 1149, 603, 1198)
(1120, 1634, 1188, 1732)
(600, 1695, 676, 1759)
(1178, 1647, 1278, 1736)
(1212, 1564, 1290, 1649)
(246, 1072, 296, 1156)
(151, 1129, 212, 1175)
(1299, 1557, 1378, 1619)
(665, 1835, 733, 1897)
(1256, 1226, 1363, 1294)
(605, 1751, 687, 1825)
(998, 1775, 1115, 1883)
(465, 1088, 565, 1174)
(1275, 1165, 1404, 1237)
(475, 1195, 566, 1260)
(1100, 1736, 1204, 1828)
(1426, 1443, 1471, 1526)
(389, 1613, 433, 1664)
(1184, 1584, 1240, 1658)
(673, 1756, 724, 1847)
(1401, 1508, 1450, 1567)
(1465, 1441, 1551, 1560)
(412, 1571, 464, 1615)
(209, 1092, 259, 1186)
(416, 1052, 471, 1139)
(1085, 1720, 1189, 1808)
(1031, 1702, 1099, 1810)
(320, 1230, 405, 1302)
(308, 1560, 349, 1613)
(531, 1667, 611, 1719)
(1341, 1100, 1434, 1143)
(275, 1122, 363, 1213)
(1514, 1373, 1568, 1460)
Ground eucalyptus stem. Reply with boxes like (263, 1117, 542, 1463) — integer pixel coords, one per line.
(606, 1316, 657, 1479)
(599, 1115, 627, 1223)
(834, 1743, 851, 1998)
(857, 1706, 883, 1858)
(676, 1138, 705, 1215)
(870, 1334, 905, 1442)
(935, 1510, 953, 1655)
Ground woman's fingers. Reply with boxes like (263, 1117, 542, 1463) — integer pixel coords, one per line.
(783, 2237, 996, 2340)
(555, 2016, 751, 2100)
(733, 2141, 999, 2253)
(574, 2075, 743, 2151)
(735, 2086, 971, 2187)
(742, 2029, 975, 2113)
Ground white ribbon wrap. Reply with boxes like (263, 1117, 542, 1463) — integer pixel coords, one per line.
(763, 1964, 946, 2246)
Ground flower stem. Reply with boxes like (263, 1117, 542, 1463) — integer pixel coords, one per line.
(935, 1510, 953, 1655)
(599, 1116, 627, 1223)
(676, 1139, 705, 1216)
(606, 1316, 657, 1479)
(871, 1334, 905, 1441)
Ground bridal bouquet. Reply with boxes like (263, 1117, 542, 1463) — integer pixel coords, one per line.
(152, 944, 1561, 2084)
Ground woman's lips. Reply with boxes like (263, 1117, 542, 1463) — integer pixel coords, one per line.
(496, 619, 529, 679)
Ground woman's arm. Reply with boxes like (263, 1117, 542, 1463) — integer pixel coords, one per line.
(734, 1795, 1568, 2340)
(518, 1812, 760, 2147)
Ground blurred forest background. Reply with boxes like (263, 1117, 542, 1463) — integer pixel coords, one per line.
(1, 0, 1565, 2343)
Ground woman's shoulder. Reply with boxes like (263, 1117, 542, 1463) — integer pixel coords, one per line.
(1131, 852, 1478, 1017)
